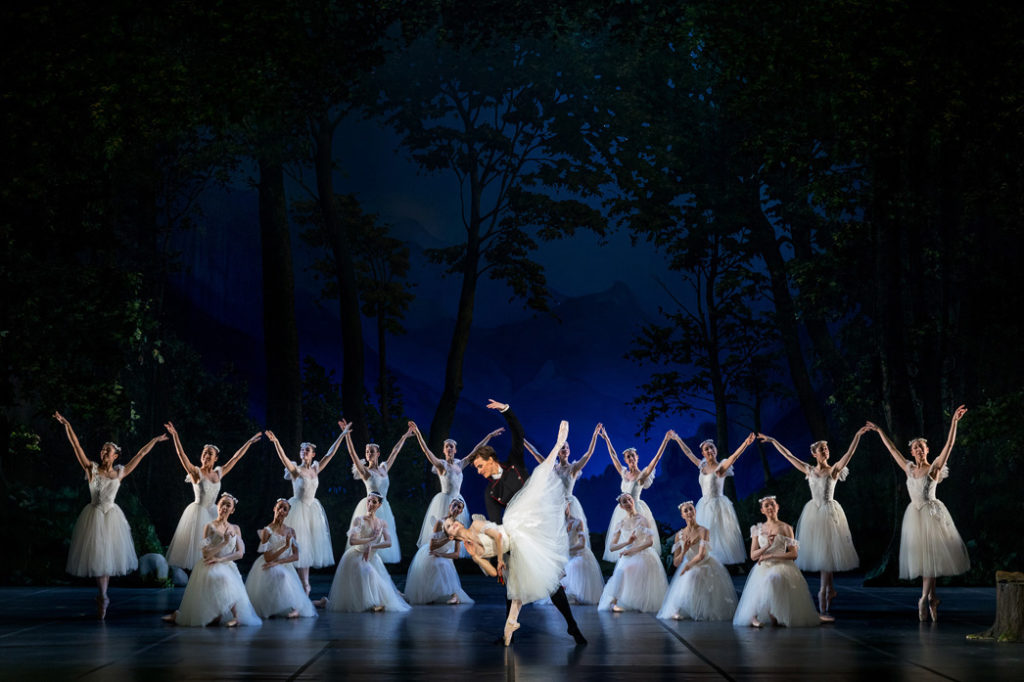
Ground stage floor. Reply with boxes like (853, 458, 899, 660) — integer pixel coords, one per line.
(0, 574, 1019, 680)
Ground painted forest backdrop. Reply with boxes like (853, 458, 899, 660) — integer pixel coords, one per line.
(3, 0, 1022, 586)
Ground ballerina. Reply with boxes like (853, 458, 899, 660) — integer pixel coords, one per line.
(55, 411, 166, 619)
(164, 492, 261, 627)
(758, 426, 869, 618)
(732, 496, 822, 628)
(405, 497, 474, 605)
(657, 501, 737, 621)
(597, 492, 669, 613)
(866, 406, 970, 622)
(164, 422, 262, 570)
(526, 421, 601, 546)
(343, 425, 413, 564)
(408, 420, 502, 547)
(244, 498, 317, 619)
(560, 500, 605, 605)
(671, 432, 755, 565)
(600, 427, 673, 561)
(325, 492, 410, 613)
(266, 423, 348, 594)
(442, 419, 571, 645)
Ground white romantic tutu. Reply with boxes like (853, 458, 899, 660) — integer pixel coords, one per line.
(326, 548, 410, 612)
(175, 559, 261, 627)
(561, 549, 605, 605)
(658, 548, 737, 621)
(899, 465, 969, 579)
(404, 543, 474, 605)
(286, 498, 334, 569)
(417, 494, 470, 548)
(245, 556, 317, 618)
(604, 500, 660, 562)
(732, 558, 819, 627)
(67, 465, 137, 577)
(165, 469, 220, 570)
(695, 497, 746, 565)
(795, 501, 859, 572)
(347, 498, 400, 564)
(598, 548, 668, 613)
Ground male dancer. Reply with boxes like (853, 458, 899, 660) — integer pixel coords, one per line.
(469, 398, 587, 646)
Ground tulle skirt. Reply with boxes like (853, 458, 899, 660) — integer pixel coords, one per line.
(561, 550, 604, 605)
(67, 503, 138, 577)
(603, 500, 660, 562)
(899, 500, 970, 579)
(347, 499, 400, 563)
(732, 559, 819, 627)
(598, 548, 668, 613)
(175, 560, 261, 626)
(502, 455, 571, 604)
(245, 556, 317, 618)
(795, 500, 859, 572)
(658, 556, 737, 621)
(695, 496, 746, 565)
(326, 548, 410, 612)
(404, 544, 474, 605)
(165, 502, 215, 570)
(286, 497, 334, 568)
(416, 492, 470, 547)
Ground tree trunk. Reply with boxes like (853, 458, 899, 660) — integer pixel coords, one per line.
(313, 115, 368, 447)
(259, 158, 302, 448)
(968, 572, 1024, 642)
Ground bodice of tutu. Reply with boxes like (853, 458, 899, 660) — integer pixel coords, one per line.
(473, 521, 510, 558)
(258, 527, 293, 560)
(285, 462, 320, 503)
(615, 515, 652, 551)
(87, 464, 122, 512)
(906, 463, 949, 510)
(437, 461, 462, 496)
(698, 463, 731, 498)
(751, 523, 797, 556)
(619, 471, 653, 500)
(348, 516, 384, 544)
(190, 467, 222, 507)
(205, 529, 239, 560)
(806, 466, 847, 507)
(556, 464, 580, 498)
(360, 468, 390, 498)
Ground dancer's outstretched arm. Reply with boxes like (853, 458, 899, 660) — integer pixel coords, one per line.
(831, 425, 871, 476)
(408, 421, 444, 473)
(163, 421, 198, 480)
(638, 430, 673, 483)
(54, 411, 91, 474)
(345, 429, 370, 480)
(718, 432, 756, 474)
(570, 423, 602, 476)
(317, 421, 350, 473)
(121, 433, 167, 478)
(461, 426, 505, 468)
(670, 432, 704, 468)
(220, 432, 262, 477)
(601, 426, 624, 475)
(865, 421, 909, 473)
(525, 439, 545, 464)
(932, 405, 967, 475)
(266, 430, 299, 477)
(384, 426, 414, 470)
(758, 433, 810, 475)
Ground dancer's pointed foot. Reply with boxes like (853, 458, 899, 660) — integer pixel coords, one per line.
(96, 596, 109, 620)
(819, 613, 835, 624)
(313, 597, 328, 609)
(567, 625, 587, 646)
(929, 597, 940, 622)
(918, 596, 928, 622)
(224, 618, 238, 628)
(610, 601, 625, 613)
(302, 581, 311, 596)
(751, 617, 764, 628)
(286, 609, 300, 619)
(447, 594, 460, 605)
(161, 612, 177, 624)
(503, 619, 521, 646)
(371, 604, 385, 612)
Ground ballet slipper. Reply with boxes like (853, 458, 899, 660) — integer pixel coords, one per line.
(819, 613, 836, 624)
(96, 595, 109, 620)
(371, 604, 385, 612)
(751, 617, 764, 628)
(224, 618, 239, 628)
(917, 596, 928, 622)
(161, 612, 177, 624)
(313, 597, 328, 609)
(446, 594, 460, 605)
(929, 597, 940, 622)
(503, 619, 521, 646)
(671, 613, 683, 621)
(287, 609, 300, 619)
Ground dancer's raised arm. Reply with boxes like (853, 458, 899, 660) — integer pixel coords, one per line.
(671, 432, 704, 468)
(121, 433, 167, 478)
(718, 432, 756, 475)
(486, 398, 524, 470)
(317, 421, 351, 473)
(462, 426, 505, 467)
(758, 433, 810, 475)
(831, 425, 871, 476)
(601, 426, 624, 475)
(266, 430, 299, 477)
(639, 430, 674, 483)
(865, 421, 910, 472)
(344, 428, 370, 479)
(570, 423, 602, 476)
(384, 425, 414, 470)
(408, 421, 444, 472)
(931, 405, 967, 475)
(219, 432, 262, 477)
(55, 411, 91, 473)
(163, 421, 199, 480)
(525, 439, 545, 464)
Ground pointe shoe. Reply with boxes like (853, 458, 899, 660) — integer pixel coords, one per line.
(287, 609, 300, 619)
(917, 596, 928, 622)
(611, 604, 625, 613)
(447, 594, 460, 605)
(751, 617, 764, 628)
(929, 597, 940, 622)
(161, 612, 177, 624)
(96, 596, 109, 620)
(371, 604, 385, 612)
(503, 619, 521, 646)
(313, 597, 328, 609)
(224, 618, 239, 628)
(819, 613, 836, 624)
(567, 625, 587, 646)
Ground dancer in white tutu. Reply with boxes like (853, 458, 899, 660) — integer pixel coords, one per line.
(443, 420, 572, 645)
(324, 492, 410, 613)
(408, 420, 501, 547)
(164, 421, 262, 570)
(759, 426, 869, 618)
(343, 425, 413, 564)
(526, 421, 601, 546)
(267, 423, 348, 594)
(406, 497, 473, 605)
(600, 427, 673, 561)
(245, 499, 317, 619)
(733, 496, 822, 628)
(55, 411, 166, 619)
(163, 493, 261, 627)
(658, 501, 737, 621)
(671, 431, 755, 565)
(866, 405, 970, 622)
(560, 500, 604, 605)
(598, 492, 668, 613)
